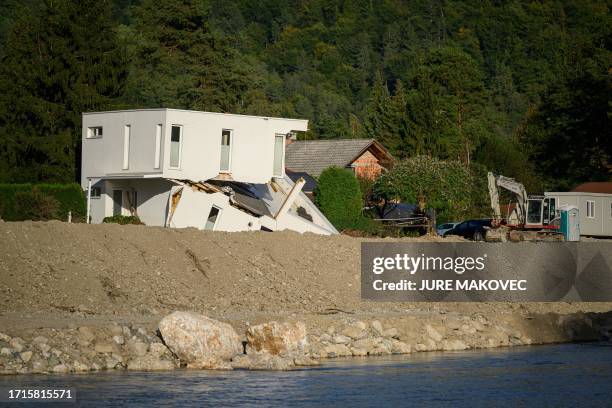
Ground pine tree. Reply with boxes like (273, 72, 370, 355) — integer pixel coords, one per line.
(405, 47, 490, 164)
(123, 0, 269, 113)
(363, 72, 406, 155)
(0, 0, 127, 183)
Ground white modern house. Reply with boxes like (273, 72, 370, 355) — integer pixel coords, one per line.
(80, 108, 337, 235)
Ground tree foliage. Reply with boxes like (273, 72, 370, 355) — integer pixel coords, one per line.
(315, 167, 364, 231)
(0, 0, 609, 190)
(373, 156, 474, 221)
(0, 0, 128, 183)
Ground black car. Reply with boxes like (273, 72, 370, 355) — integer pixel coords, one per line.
(443, 219, 492, 241)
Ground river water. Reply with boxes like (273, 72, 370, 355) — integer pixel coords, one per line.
(1, 343, 611, 407)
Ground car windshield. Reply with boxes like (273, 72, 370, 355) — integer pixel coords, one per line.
(439, 223, 454, 229)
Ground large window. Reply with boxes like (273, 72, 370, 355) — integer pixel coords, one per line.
(122, 125, 131, 170)
(154, 124, 162, 169)
(220, 130, 232, 172)
(586, 200, 595, 218)
(273, 134, 284, 176)
(170, 125, 182, 168)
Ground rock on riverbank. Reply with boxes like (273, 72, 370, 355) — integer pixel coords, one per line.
(1, 310, 611, 375)
(0, 325, 177, 375)
(158, 311, 242, 369)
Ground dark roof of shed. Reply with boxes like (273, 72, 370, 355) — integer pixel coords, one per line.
(285, 138, 391, 177)
(571, 182, 612, 194)
(285, 169, 318, 192)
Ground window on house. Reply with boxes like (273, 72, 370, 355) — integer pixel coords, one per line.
(87, 126, 103, 138)
(90, 187, 101, 198)
(122, 125, 131, 170)
(170, 125, 182, 168)
(220, 130, 232, 172)
(610, 202, 612, 218)
(273, 134, 284, 176)
(154, 124, 162, 169)
(204, 206, 221, 231)
(586, 200, 595, 218)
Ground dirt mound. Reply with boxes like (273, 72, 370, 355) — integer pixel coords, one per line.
(0, 221, 610, 325)
(0, 221, 442, 317)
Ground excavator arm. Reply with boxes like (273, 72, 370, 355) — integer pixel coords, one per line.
(487, 172, 528, 226)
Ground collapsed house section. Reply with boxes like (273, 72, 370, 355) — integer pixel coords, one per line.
(80, 108, 337, 235)
(166, 176, 338, 235)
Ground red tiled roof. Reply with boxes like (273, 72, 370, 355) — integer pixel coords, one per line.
(571, 182, 612, 194)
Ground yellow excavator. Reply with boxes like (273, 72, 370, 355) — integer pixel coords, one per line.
(486, 172, 562, 241)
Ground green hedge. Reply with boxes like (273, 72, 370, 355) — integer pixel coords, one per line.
(0, 183, 86, 221)
(102, 215, 143, 225)
(315, 167, 370, 231)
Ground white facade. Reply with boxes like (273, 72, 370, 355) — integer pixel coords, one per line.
(81, 109, 337, 235)
(81, 109, 307, 185)
(87, 178, 173, 225)
(545, 191, 612, 237)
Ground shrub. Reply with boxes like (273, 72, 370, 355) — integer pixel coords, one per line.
(13, 188, 60, 221)
(372, 155, 473, 222)
(357, 175, 377, 206)
(0, 183, 85, 221)
(315, 167, 366, 231)
(37, 184, 86, 220)
(0, 184, 31, 220)
(102, 215, 143, 225)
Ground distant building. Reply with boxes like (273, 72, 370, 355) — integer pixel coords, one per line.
(545, 181, 612, 237)
(284, 138, 394, 180)
(80, 108, 337, 235)
(571, 182, 612, 194)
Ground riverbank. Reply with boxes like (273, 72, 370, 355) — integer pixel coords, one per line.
(1, 309, 611, 375)
(1, 221, 611, 374)
(4, 344, 612, 406)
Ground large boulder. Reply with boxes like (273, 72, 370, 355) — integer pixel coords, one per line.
(158, 312, 242, 369)
(246, 321, 308, 357)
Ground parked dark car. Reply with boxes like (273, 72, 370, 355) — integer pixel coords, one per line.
(443, 219, 492, 241)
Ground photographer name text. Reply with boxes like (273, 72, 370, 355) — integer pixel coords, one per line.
(372, 279, 527, 291)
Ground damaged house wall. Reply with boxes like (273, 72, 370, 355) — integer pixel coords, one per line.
(168, 186, 263, 232)
(167, 177, 338, 235)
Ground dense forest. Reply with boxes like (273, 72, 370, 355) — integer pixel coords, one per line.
(0, 0, 610, 192)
